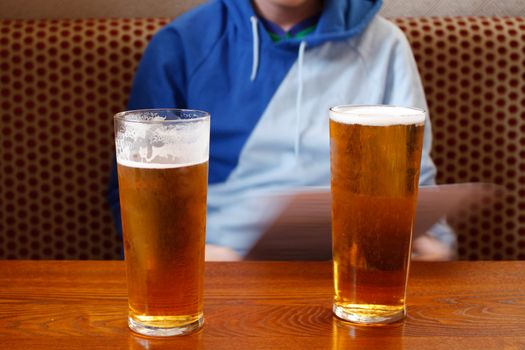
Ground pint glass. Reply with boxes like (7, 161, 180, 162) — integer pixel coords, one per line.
(114, 109, 210, 336)
(329, 105, 425, 324)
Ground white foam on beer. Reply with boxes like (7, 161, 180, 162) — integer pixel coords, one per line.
(115, 113, 209, 167)
(329, 106, 425, 126)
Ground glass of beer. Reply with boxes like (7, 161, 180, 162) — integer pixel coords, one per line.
(114, 109, 210, 336)
(329, 105, 425, 324)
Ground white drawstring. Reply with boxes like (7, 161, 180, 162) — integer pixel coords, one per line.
(294, 40, 307, 157)
(250, 16, 260, 81)
(249, 14, 306, 156)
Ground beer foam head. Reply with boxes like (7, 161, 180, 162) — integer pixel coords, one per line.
(114, 109, 210, 167)
(329, 105, 425, 126)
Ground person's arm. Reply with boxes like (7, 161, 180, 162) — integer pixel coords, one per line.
(383, 26, 455, 260)
(107, 27, 186, 239)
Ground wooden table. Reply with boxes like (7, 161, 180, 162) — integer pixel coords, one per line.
(0, 261, 524, 349)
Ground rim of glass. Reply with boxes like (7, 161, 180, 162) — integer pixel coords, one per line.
(114, 108, 210, 123)
(329, 104, 426, 116)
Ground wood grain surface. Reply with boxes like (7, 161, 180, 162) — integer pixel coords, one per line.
(0, 261, 524, 349)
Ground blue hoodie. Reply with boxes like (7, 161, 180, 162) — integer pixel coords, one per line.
(108, 0, 454, 255)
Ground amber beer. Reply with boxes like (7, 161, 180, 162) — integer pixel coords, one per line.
(114, 109, 210, 336)
(118, 161, 207, 332)
(329, 105, 425, 324)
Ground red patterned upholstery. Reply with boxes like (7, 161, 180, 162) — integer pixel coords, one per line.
(0, 19, 169, 259)
(0, 17, 523, 260)
(394, 17, 525, 260)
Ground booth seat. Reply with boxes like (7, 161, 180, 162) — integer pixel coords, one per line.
(0, 16, 523, 260)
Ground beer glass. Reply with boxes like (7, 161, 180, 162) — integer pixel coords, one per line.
(329, 105, 425, 324)
(114, 109, 210, 336)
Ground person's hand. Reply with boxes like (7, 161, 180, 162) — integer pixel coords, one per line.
(412, 233, 455, 261)
(205, 244, 242, 261)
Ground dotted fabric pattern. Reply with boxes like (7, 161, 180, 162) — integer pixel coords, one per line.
(0, 18, 169, 259)
(394, 17, 525, 260)
(0, 17, 523, 260)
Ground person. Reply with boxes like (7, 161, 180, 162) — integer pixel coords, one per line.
(107, 0, 455, 261)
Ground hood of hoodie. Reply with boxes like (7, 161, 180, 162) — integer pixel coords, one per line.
(222, 0, 382, 49)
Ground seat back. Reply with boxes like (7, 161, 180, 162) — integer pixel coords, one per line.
(0, 17, 523, 259)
